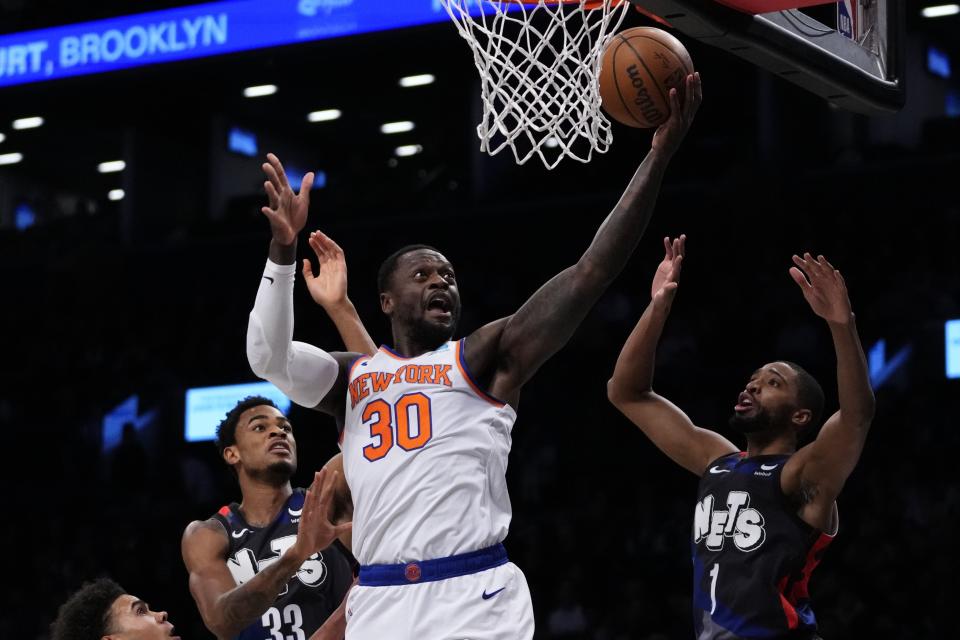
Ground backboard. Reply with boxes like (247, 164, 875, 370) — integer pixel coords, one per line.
(629, 0, 904, 114)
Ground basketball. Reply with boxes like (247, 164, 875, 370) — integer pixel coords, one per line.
(599, 27, 695, 129)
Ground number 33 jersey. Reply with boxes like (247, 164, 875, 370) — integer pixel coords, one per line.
(342, 340, 517, 566)
(212, 489, 356, 640)
(692, 453, 836, 640)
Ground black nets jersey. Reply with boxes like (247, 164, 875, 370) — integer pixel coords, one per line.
(212, 489, 356, 640)
(692, 453, 834, 640)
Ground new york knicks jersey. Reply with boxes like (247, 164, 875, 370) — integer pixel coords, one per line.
(212, 489, 356, 640)
(341, 340, 517, 566)
(692, 453, 835, 640)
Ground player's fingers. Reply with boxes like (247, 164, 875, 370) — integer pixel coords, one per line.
(316, 469, 336, 506)
(663, 236, 672, 258)
(693, 72, 702, 109)
(265, 181, 280, 210)
(300, 172, 315, 196)
(668, 87, 680, 121)
(678, 233, 687, 257)
(326, 235, 345, 259)
(309, 234, 329, 262)
(302, 259, 315, 281)
(263, 163, 284, 195)
(267, 153, 289, 188)
(789, 266, 811, 289)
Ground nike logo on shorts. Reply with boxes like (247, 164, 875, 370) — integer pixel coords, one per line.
(263, 276, 274, 284)
(482, 587, 506, 600)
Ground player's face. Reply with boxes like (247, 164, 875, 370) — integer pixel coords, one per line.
(383, 249, 461, 347)
(233, 405, 298, 480)
(728, 362, 800, 434)
(104, 594, 180, 640)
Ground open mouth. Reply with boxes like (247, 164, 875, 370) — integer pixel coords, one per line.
(269, 442, 291, 455)
(426, 294, 453, 318)
(734, 392, 755, 413)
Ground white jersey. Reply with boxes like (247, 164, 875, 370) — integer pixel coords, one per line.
(341, 339, 516, 566)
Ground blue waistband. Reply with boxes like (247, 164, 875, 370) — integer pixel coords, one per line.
(358, 544, 508, 587)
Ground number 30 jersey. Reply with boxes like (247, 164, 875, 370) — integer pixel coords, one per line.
(692, 453, 836, 640)
(342, 340, 517, 566)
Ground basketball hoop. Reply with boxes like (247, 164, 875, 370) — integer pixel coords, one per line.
(441, 0, 631, 169)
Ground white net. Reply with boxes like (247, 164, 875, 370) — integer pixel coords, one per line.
(441, 0, 630, 169)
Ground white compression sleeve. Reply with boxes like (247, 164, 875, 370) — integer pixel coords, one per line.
(246, 259, 339, 408)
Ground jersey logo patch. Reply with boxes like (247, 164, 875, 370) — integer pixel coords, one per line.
(231, 528, 251, 539)
(760, 463, 779, 471)
(709, 466, 731, 474)
(227, 534, 328, 595)
(693, 491, 766, 552)
(349, 365, 452, 409)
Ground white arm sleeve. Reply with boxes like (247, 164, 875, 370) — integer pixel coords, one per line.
(246, 259, 339, 408)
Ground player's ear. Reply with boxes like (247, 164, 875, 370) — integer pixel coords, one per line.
(380, 292, 394, 315)
(791, 408, 812, 429)
(223, 445, 241, 466)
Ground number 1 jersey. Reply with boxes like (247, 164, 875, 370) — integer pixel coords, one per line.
(692, 453, 835, 640)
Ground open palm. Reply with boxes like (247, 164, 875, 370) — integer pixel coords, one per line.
(651, 235, 686, 306)
(789, 253, 852, 324)
(303, 231, 349, 309)
(261, 153, 313, 246)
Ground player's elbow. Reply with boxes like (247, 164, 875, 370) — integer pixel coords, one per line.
(607, 377, 651, 409)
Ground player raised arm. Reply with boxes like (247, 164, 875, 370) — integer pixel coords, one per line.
(466, 74, 703, 407)
(182, 469, 351, 640)
(303, 230, 377, 357)
(608, 235, 737, 475)
(781, 254, 875, 524)
(246, 153, 362, 420)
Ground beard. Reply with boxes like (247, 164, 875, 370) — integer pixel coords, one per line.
(728, 404, 793, 434)
(406, 308, 460, 349)
(250, 459, 296, 485)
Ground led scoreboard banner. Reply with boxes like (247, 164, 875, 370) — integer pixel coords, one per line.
(0, 0, 464, 88)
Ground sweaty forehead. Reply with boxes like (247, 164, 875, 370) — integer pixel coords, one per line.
(397, 249, 451, 270)
(108, 594, 137, 621)
(754, 362, 796, 382)
(239, 404, 284, 427)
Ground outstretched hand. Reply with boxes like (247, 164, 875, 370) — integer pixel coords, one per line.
(290, 469, 352, 561)
(651, 234, 686, 309)
(651, 72, 702, 157)
(303, 231, 349, 310)
(789, 253, 853, 325)
(261, 153, 314, 246)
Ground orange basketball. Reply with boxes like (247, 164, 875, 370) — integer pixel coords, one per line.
(599, 27, 694, 129)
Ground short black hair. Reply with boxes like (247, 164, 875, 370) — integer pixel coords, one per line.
(51, 578, 125, 640)
(215, 395, 279, 457)
(377, 244, 442, 294)
(781, 361, 825, 429)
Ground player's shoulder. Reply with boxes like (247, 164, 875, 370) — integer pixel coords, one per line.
(182, 517, 229, 547)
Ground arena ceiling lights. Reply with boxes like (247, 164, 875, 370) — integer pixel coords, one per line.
(243, 84, 278, 98)
(307, 109, 342, 123)
(922, 4, 960, 18)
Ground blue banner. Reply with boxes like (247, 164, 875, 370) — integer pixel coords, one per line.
(0, 0, 459, 88)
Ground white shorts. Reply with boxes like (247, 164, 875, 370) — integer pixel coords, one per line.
(344, 562, 534, 640)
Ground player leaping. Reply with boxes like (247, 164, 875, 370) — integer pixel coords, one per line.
(608, 236, 875, 640)
(246, 75, 701, 639)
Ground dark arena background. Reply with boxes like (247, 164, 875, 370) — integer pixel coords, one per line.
(1, 1, 957, 638)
